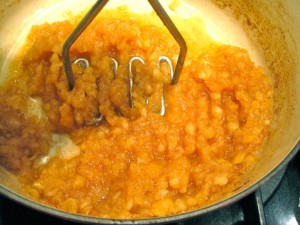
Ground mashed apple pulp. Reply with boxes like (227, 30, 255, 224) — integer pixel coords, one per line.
(0, 7, 273, 218)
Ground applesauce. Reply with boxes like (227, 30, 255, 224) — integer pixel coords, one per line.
(0, 6, 272, 218)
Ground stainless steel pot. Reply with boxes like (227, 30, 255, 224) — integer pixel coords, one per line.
(0, 0, 299, 224)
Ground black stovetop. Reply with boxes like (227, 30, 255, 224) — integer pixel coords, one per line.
(1, 150, 299, 225)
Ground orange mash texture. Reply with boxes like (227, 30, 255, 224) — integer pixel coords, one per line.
(0, 8, 272, 218)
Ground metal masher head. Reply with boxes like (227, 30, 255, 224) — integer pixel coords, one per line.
(62, 0, 187, 124)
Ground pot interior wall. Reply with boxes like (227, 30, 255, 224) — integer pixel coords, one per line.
(0, 0, 299, 221)
(207, 0, 300, 199)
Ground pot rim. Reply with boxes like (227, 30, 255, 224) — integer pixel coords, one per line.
(1, 140, 299, 225)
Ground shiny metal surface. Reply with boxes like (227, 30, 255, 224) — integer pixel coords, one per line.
(157, 56, 174, 116)
(62, 0, 187, 90)
(62, 0, 110, 90)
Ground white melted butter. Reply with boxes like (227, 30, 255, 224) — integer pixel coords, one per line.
(35, 134, 81, 167)
(27, 97, 45, 120)
(52, 134, 81, 160)
(27, 98, 81, 166)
